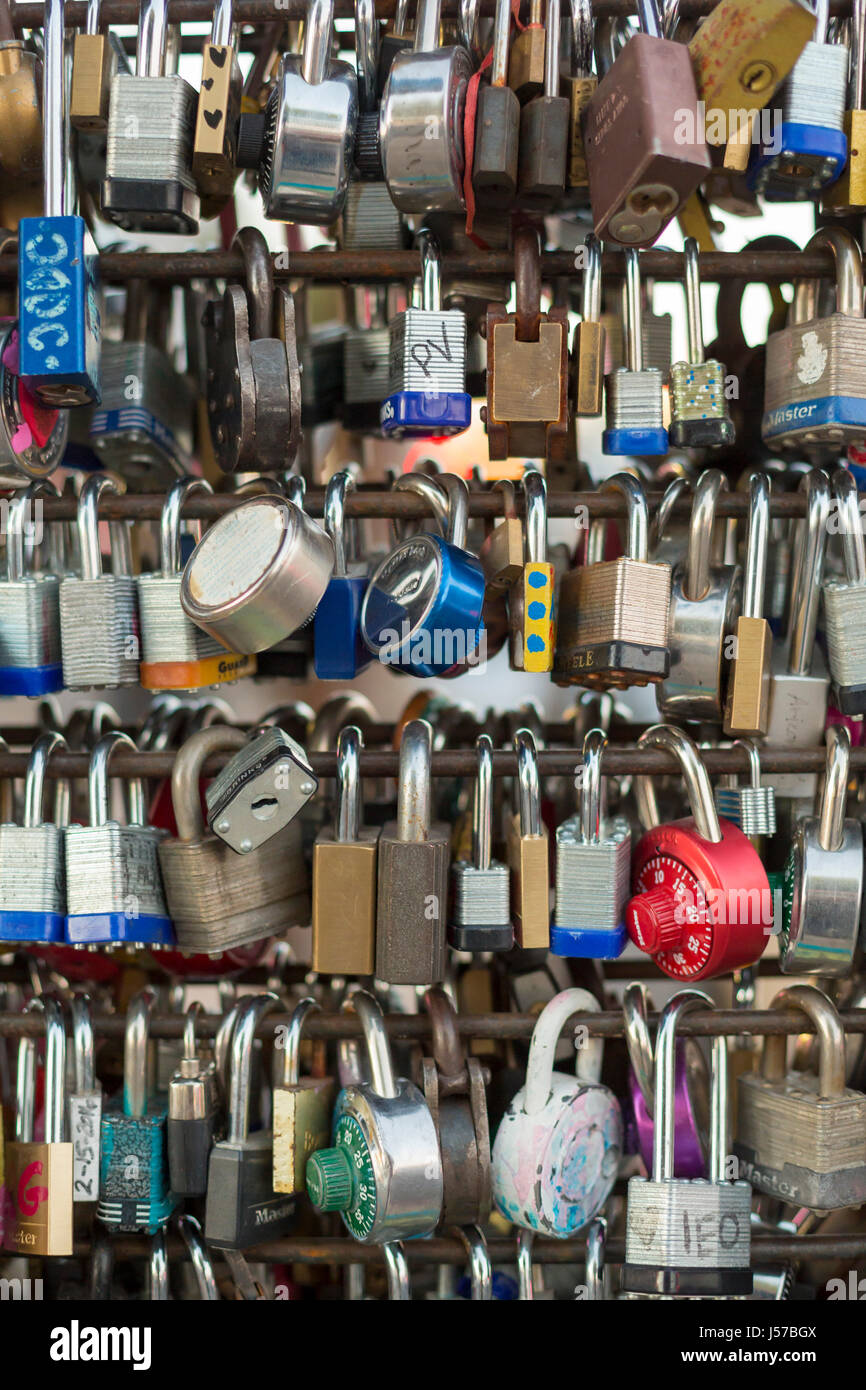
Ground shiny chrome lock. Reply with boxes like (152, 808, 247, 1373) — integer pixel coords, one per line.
(0, 730, 68, 944)
(0, 480, 63, 695)
(602, 248, 668, 456)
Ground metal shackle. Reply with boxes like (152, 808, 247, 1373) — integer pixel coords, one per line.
(514, 728, 542, 837)
(355, 0, 378, 111)
(454, 1224, 493, 1300)
(682, 238, 706, 365)
(171, 725, 247, 842)
(336, 725, 364, 842)
(472, 734, 494, 871)
(517, 1229, 537, 1300)
(27, 995, 67, 1144)
(742, 470, 770, 621)
(581, 233, 602, 323)
(730, 738, 764, 793)
(149, 1228, 169, 1300)
(587, 472, 650, 565)
(579, 727, 607, 846)
(323, 470, 356, 579)
(652, 990, 726, 1184)
(393, 471, 449, 546)
(177, 1214, 219, 1299)
(280, 995, 320, 1087)
(832, 466, 866, 587)
(623, 981, 655, 1117)
(650, 474, 690, 556)
(227, 992, 282, 1144)
(683, 468, 727, 602)
(124, 987, 156, 1121)
(233, 226, 275, 341)
(350, 989, 398, 1100)
(382, 1241, 410, 1299)
(522, 469, 548, 566)
(786, 470, 830, 677)
(77, 474, 132, 582)
(523, 988, 604, 1116)
(72, 993, 96, 1095)
(160, 476, 213, 577)
(585, 1216, 607, 1299)
(792, 226, 864, 325)
(6, 480, 60, 583)
(16, 1000, 41, 1142)
(396, 719, 433, 845)
(24, 731, 68, 829)
(417, 228, 443, 313)
(760, 985, 847, 1097)
(137, 0, 169, 78)
(636, 0, 662, 38)
(88, 731, 146, 829)
(302, 0, 337, 85)
(414, 0, 443, 53)
(182, 999, 204, 1062)
(623, 248, 644, 372)
(818, 724, 851, 853)
(210, 0, 233, 43)
(637, 724, 723, 845)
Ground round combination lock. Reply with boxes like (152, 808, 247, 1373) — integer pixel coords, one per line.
(306, 1112, 378, 1240)
(625, 726, 769, 981)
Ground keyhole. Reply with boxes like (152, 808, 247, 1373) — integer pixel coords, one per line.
(740, 61, 774, 94)
(251, 795, 279, 822)
(627, 185, 677, 217)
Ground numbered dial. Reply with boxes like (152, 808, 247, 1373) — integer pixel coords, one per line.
(626, 818, 770, 980)
(306, 1113, 377, 1241)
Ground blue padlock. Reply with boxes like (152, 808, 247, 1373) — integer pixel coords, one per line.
(380, 230, 472, 438)
(0, 480, 64, 695)
(17, 0, 101, 406)
(314, 469, 372, 680)
(0, 731, 69, 944)
(361, 472, 485, 677)
(602, 249, 668, 457)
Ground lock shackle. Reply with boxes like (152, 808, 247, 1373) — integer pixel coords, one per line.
(214, 999, 244, 1101)
(435, 472, 470, 550)
(490, 0, 512, 85)
(650, 474, 689, 554)
(355, 0, 379, 111)
(623, 248, 644, 373)
(472, 734, 494, 871)
(544, 0, 561, 96)
(818, 724, 850, 853)
(172, 725, 247, 841)
(233, 226, 275, 342)
(393, 0, 411, 35)
(517, 1229, 537, 1300)
(813, 0, 830, 48)
(393, 472, 449, 546)
(424, 985, 466, 1081)
(323, 470, 356, 578)
(454, 1224, 493, 1300)
(581, 233, 602, 324)
(587, 472, 650, 565)
(579, 727, 606, 846)
(383, 1241, 411, 1299)
(138, 0, 169, 77)
(416, 228, 443, 313)
(77, 474, 125, 583)
(832, 466, 866, 586)
(86, 0, 102, 33)
(637, 725, 723, 844)
(6, 480, 60, 583)
(514, 728, 542, 837)
(636, 0, 662, 38)
(653, 990, 723, 1183)
(585, 1216, 607, 1299)
(568, 0, 594, 78)
(524, 989, 604, 1116)
(336, 724, 363, 842)
(732, 737, 764, 793)
(396, 718, 433, 843)
(684, 468, 727, 602)
(160, 476, 213, 576)
(792, 227, 864, 324)
(138, 699, 188, 752)
(211, 0, 233, 46)
(16, 999, 42, 1142)
(37, 994, 66, 1145)
(89, 731, 146, 829)
(301, 0, 336, 84)
(623, 982, 654, 1117)
(280, 995, 319, 1087)
(414, 0, 442, 54)
(72, 992, 96, 1094)
(177, 1214, 219, 1300)
(24, 731, 68, 829)
(182, 1000, 203, 1061)
(786, 469, 830, 677)
(682, 238, 706, 366)
(460, 0, 483, 60)
(227, 991, 281, 1144)
(350, 988, 399, 1099)
(522, 469, 548, 565)
(149, 1228, 169, 1300)
(742, 470, 770, 620)
(124, 987, 156, 1120)
(43, 0, 65, 217)
(761, 985, 846, 1096)
(514, 226, 542, 342)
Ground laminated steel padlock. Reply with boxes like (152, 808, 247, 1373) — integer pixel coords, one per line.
(68, 993, 102, 1204)
(779, 724, 863, 976)
(823, 465, 866, 713)
(0, 731, 68, 944)
(449, 734, 513, 953)
(59, 474, 140, 691)
(192, 0, 241, 213)
(626, 725, 771, 980)
(205, 725, 318, 855)
(138, 478, 257, 691)
(103, 0, 201, 232)
(491, 988, 622, 1236)
(272, 997, 335, 1194)
(71, 0, 115, 130)
(602, 249, 668, 455)
(471, 0, 520, 205)
(622, 982, 708, 1180)
(669, 241, 735, 448)
(312, 725, 379, 976)
(418, 987, 491, 1228)
(314, 471, 373, 679)
(341, 286, 395, 429)
(4, 996, 73, 1256)
(583, 0, 710, 246)
(64, 731, 174, 947)
(724, 471, 773, 738)
(621, 990, 752, 1299)
(516, 0, 569, 209)
(97, 989, 175, 1234)
(17, 0, 101, 406)
(167, 1003, 221, 1198)
(551, 728, 631, 960)
(307, 990, 443, 1241)
(762, 226, 866, 449)
(0, 319, 69, 480)
(506, 727, 550, 950)
(159, 726, 310, 953)
(571, 233, 605, 417)
(735, 985, 866, 1208)
(553, 473, 672, 690)
(259, 0, 357, 223)
(0, 481, 63, 695)
(714, 739, 777, 838)
(823, 0, 866, 212)
(380, 230, 471, 437)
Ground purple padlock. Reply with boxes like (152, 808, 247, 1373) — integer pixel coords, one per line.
(622, 982, 708, 1178)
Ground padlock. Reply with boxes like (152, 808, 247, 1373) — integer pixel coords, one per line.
(314, 471, 374, 679)
(763, 227, 866, 450)
(824, 465, 866, 713)
(381, 0, 472, 212)
(307, 990, 443, 1241)
(736, 985, 866, 1208)
(565, 0, 596, 193)
(508, 0, 545, 101)
(516, 0, 569, 209)
(508, 469, 555, 674)
(159, 726, 310, 953)
(748, 0, 848, 198)
(823, 0, 866, 212)
(622, 982, 708, 1179)
(779, 724, 863, 976)
(0, 0, 42, 185)
(65, 731, 174, 947)
(340, 0, 406, 249)
(471, 0, 520, 206)
(449, 734, 513, 952)
(4, 996, 73, 1256)
(572, 233, 605, 417)
(361, 473, 484, 677)
(417, 988, 491, 1228)
(167, 1002, 221, 1198)
(0, 481, 63, 695)
(258, 0, 357, 223)
(68, 993, 102, 1204)
(71, 0, 114, 129)
(479, 478, 524, 590)
(138, 477, 256, 691)
(484, 226, 570, 461)
(103, 0, 201, 232)
(374, 719, 449, 985)
(97, 989, 175, 1234)
(551, 728, 631, 959)
(312, 726, 378, 975)
(341, 286, 395, 430)
(58, 474, 140, 692)
(492, 987, 622, 1236)
(192, 0, 241, 214)
(714, 739, 777, 838)
(506, 728, 550, 950)
(622, 990, 752, 1299)
(17, 0, 101, 407)
(602, 249, 668, 455)
(205, 725, 317, 855)
(0, 320, 69, 480)
(204, 228, 302, 475)
(724, 471, 773, 737)
(273, 997, 335, 1194)
(0, 731, 68, 944)
(669, 240, 735, 448)
(656, 469, 743, 724)
(380, 229, 471, 437)
(583, 0, 710, 246)
(626, 725, 771, 980)
(553, 473, 672, 690)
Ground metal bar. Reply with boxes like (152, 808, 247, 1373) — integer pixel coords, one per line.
(0, 249, 845, 285)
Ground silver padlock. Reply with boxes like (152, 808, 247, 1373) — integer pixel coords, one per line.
(205, 726, 318, 855)
(0, 480, 63, 697)
(714, 739, 776, 839)
(823, 465, 866, 715)
(58, 474, 140, 691)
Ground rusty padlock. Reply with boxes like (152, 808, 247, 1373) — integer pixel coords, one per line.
(418, 986, 491, 1229)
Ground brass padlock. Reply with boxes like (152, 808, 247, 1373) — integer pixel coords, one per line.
(192, 0, 242, 216)
(509, 0, 546, 102)
(70, 0, 114, 130)
(0, 0, 42, 185)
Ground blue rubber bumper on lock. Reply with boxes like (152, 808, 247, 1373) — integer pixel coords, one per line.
(65, 913, 175, 946)
(602, 427, 668, 456)
(0, 910, 66, 944)
(380, 390, 472, 437)
(549, 922, 628, 959)
(0, 663, 63, 697)
(746, 123, 847, 198)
